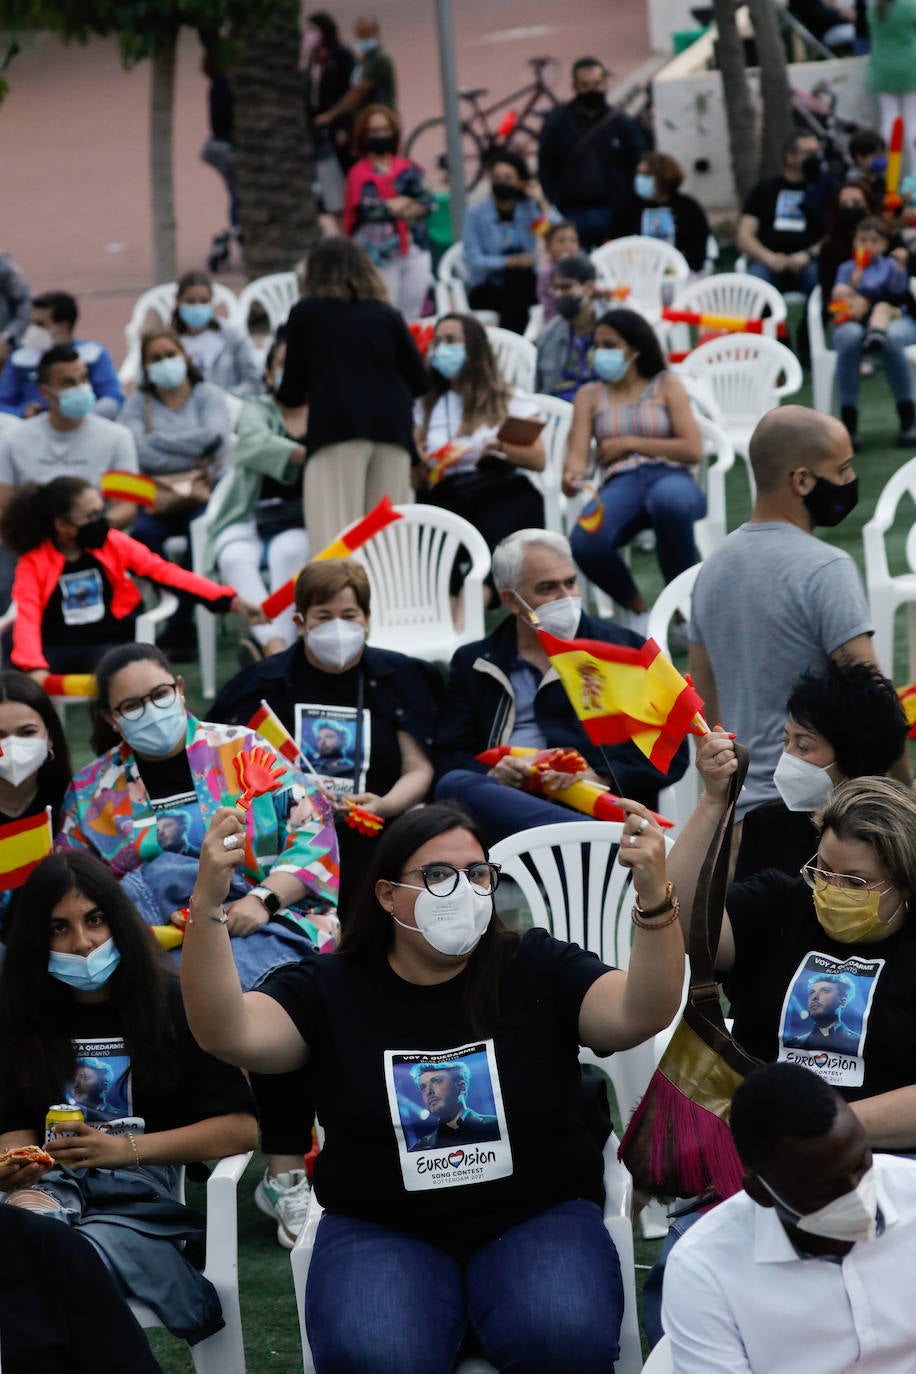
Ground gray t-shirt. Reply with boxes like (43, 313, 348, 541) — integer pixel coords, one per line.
(689, 521, 872, 817)
(0, 412, 138, 488)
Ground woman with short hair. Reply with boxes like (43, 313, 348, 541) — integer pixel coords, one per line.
(626, 151, 711, 273)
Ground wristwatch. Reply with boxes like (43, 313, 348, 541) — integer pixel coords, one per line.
(249, 886, 282, 918)
(633, 881, 678, 918)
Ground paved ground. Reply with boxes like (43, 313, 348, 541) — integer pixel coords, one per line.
(0, 0, 652, 362)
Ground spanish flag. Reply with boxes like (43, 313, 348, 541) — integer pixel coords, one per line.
(538, 631, 705, 772)
(576, 483, 604, 534)
(43, 674, 97, 698)
(898, 683, 916, 738)
(0, 807, 53, 891)
(260, 495, 403, 620)
(100, 470, 157, 510)
(248, 701, 301, 764)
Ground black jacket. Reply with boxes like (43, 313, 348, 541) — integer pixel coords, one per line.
(538, 101, 644, 218)
(435, 613, 687, 806)
(622, 191, 711, 272)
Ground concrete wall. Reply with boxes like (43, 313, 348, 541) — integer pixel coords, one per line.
(647, 0, 707, 55)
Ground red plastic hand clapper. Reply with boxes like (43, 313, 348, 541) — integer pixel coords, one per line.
(233, 747, 287, 812)
(344, 803, 385, 836)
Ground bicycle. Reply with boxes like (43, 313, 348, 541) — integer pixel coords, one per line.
(405, 56, 560, 195)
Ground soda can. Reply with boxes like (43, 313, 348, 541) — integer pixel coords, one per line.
(45, 1104, 84, 1142)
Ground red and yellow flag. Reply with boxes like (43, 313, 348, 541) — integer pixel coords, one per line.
(248, 701, 301, 764)
(538, 631, 705, 772)
(576, 483, 604, 535)
(261, 495, 403, 620)
(43, 674, 97, 697)
(898, 683, 916, 738)
(100, 470, 157, 509)
(0, 807, 53, 891)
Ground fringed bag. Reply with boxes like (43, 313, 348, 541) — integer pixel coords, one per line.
(619, 743, 759, 1203)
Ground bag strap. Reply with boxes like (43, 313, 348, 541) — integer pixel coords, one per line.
(687, 741, 749, 1013)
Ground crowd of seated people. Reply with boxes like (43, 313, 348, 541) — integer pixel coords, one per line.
(5, 32, 916, 1373)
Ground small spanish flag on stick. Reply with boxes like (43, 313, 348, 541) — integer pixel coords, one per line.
(100, 470, 157, 510)
(0, 806, 53, 891)
(898, 683, 916, 738)
(43, 674, 97, 698)
(885, 115, 904, 212)
(538, 631, 708, 773)
(261, 496, 403, 620)
(248, 701, 301, 765)
(576, 482, 604, 534)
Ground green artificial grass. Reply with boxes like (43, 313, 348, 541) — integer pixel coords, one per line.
(69, 360, 916, 1371)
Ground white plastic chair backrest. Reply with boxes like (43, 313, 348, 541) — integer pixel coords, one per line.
(646, 565, 700, 659)
(863, 455, 916, 580)
(524, 302, 544, 343)
(353, 502, 491, 644)
(485, 327, 537, 390)
(641, 1335, 674, 1373)
(437, 242, 468, 285)
(237, 271, 298, 335)
(490, 821, 658, 972)
(523, 392, 573, 534)
(590, 236, 689, 318)
(677, 333, 802, 427)
(125, 281, 241, 339)
(807, 283, 828, 357)
(435, 242, 470, 315)
(671, 272, 787, 337)
(693, 414, 735, 557)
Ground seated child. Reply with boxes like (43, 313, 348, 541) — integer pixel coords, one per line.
(536, 221, 581, 326)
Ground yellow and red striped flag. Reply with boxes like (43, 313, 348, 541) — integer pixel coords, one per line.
(43, 674, 97, 698)
(576, 483, 604, 534)
(248, 701, 301, 765)
(898, 683, 916, 738)
(0, 807, 53, 891)
(261, 495, 403, 620)
(100, 470, 157, 510)
(538, 631, 706, 773)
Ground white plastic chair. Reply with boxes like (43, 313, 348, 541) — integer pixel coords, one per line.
(693, 414, 735, 559)
(663, 272, 787, 356)
(129, 1151, 252, 1374)
(523, 302, 544, 343)
(237, 271, 299, 336)
(484, 327, 537, 391)
(188, 474, 238, 700)
(862, 455, 916, 678)
(119, 281, 242, 386)
(590, 236, 690, 323)
(675, 333, 803, 498)
(523, 392, 574, 535)
(807, 285, 837, 416)
(647, 565, 702, 834)
(352, 503, 491, 663)
(436, 242, 471, 315)
(641, 1334, 674, 1373)
(291, 1131, 644, 1374)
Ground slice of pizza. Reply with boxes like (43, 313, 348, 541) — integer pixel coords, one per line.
(0, 1144, 54, 1169)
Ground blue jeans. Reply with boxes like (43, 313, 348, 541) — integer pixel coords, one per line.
(435, 770, 594, 847)
(305, 1200, 623, 1374)
(747, 257, 819, 296)
(569, 466, 706, 609)
(832, 316, 916, 407)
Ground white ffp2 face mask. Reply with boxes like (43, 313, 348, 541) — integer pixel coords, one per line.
(0, 735, 50, 787)
(307, 619, 366, 671)
(517, 592, 582, 641)
(391, 874, 493, 957)
(773, 750, 835, 813)
(762, 1166, 879, 1244)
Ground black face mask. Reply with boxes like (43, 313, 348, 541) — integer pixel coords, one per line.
(576, 90, 606, 114)
(367, 134, 397, 155)
(554, 293, 584, 320)
(839, 205, 867, 232)
(802, 474, 858, 528)
(75, 515, 110, 550)
(492, 182, 525, 201)
(801, 154, 821, 182)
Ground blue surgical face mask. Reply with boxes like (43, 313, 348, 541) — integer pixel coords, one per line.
(431, 342, 466, 380)
(594, 348, 630, 382)
(117, 696, 188, 758)
(179, 302, 214, 330)
(355, 37, 379, 54)
(48, 936, 121, 992)
(147, 356, 188, 390)
(56, 384, 95, 421)
(273, 368, 284, 393)
(634, 172, 656, 200)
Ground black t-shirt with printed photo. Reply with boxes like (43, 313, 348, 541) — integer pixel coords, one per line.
(260, 927, 610, 1255)
(726, 870, 916, 1103)
(42, 552, 125, 649)
(742, 175, 825, 254)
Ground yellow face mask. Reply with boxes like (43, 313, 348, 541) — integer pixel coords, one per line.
(812, 878, 902, 944)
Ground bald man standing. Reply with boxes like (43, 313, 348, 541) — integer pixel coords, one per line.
(688, 406, 884, 878)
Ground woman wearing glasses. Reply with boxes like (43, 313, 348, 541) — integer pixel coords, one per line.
(180, 799, 685, 1373)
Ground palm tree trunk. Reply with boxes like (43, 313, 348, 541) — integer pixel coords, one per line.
(233, 0, 317, 279)
(747, 0, 794, 177)
(150, 37, 178, 283)
(712, 0, 759, 204)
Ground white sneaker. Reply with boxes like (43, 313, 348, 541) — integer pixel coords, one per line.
(254, 1167, 311, 1249)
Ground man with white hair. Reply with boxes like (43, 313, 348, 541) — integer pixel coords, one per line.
(435, 528, 686, 844)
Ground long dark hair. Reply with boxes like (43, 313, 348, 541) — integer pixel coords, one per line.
(90, 642, 179, 755)
(0, 476, 90, 555)
(419, 313, 510, 435)
(595, 308, 667, 378)
(337, 803, 519, 1036)
(0, 670, 72, 823)
(0, 851, 179, 1127)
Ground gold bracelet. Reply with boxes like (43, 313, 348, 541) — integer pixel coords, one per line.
(631, 899, 680, 930)
(126, 1132, 141, 1167)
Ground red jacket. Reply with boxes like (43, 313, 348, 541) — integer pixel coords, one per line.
(11, 530, 237, 670)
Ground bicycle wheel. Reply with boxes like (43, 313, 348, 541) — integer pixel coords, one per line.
(405, 117, 486, 195)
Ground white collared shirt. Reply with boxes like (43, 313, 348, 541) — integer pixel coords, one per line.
(662, 1155, 916, 1373)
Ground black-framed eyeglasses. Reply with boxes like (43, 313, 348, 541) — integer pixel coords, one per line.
(112, 682, 179, 721)
(800, 853, 892, 904)
(402, 862, 501, 896)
